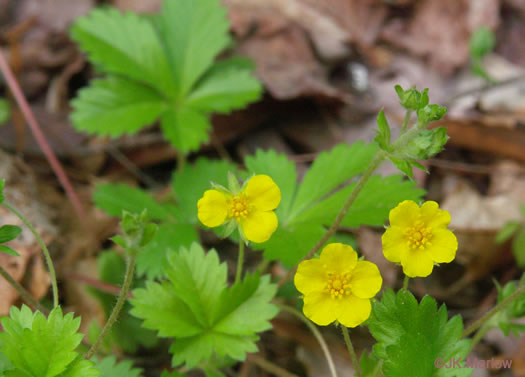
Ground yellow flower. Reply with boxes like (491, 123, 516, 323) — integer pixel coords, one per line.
(197, 174, 281, 243)
(382, 200, 458, 278)
(294, 243, 382, 327)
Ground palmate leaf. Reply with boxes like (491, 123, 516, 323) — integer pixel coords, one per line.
(0, 306, 99, 377)
(93, 183, 177, 221)
(157, 0, 230, 99)
(71, 8, 176, 96)
(172, 158, 239, 223)
(70, 77, 167, 136)
(94, 356, 142, 377)
(160, 107, 211, 153)
(368, 289, 471, 377)
(244, 145, 424, 267)
(130, 243, 278, 368)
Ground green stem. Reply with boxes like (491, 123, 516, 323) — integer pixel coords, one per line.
(401, 110, 412, 133)
(278, 152, 386, 287)
(177, 152, 187, 173)
(470, 323, 491, 350)
(256, 259, 270, 275)
(236, 241, 245, 283)
(0, 264, 47, 314)
(86, 253, 137, 359)
(402, 275, 410, 290)
(248, 354, 298, 377)
(3, 202, 59, 308)
(278, 303, 338, 377)
(341, 326, 361, 377)
(463, 283, 525, 337)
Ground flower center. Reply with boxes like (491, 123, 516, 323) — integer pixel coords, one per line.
(405, 220, 433, 250)
(324, 272, 351, 299)
(229, 193, 251, 220)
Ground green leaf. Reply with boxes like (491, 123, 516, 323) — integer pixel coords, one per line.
(416, 105, 447, 125)
(93, 183, 175, 221)
(172, 157, 238, 223)
(403, 127, 449, 160)
(360, 351, 381, 377)
(165, 244, 228, 327)
(287, 142, 378, 222)
(136, 223, 199, 280)
(0, 226, 20, 244)
(368, 289, 471, 377)
(495, 221, 520, 244)
(71, 7, 175, 95)
(157, 0, 231, 99)
(244, 149, 297, 219)
(0, 98, 10, 125)
(160, 107, 211, 153)
(70, 77, 167, 137)
(0, 246, 19, 257)
(94, 356, 142, 377)
(131, 244, 278, 368)
(185, 62, 261, 114)
(390, 157, 414, 179)
(0, 306, 99, 377)
(512, 230, 525, 268)
(494, 277, 525, 336)
(292, 175, 425, 228)
(469, 26, 495, 58)
(375, 110, 391, 151)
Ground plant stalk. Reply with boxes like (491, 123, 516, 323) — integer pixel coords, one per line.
(86, 253, 137, 359)
(278, 151, 386, 287)
(470, 323, 491, 350)
(3, 202, 59, 308)
(463, 283, 525, 337)
(341, 326, 361, 377)
(401, 110, 412, 133)
(278, 303, 338, 377)
(236, 241, 245, 283)
(0, 264, 47, 314)
(402, 275, 410, 290)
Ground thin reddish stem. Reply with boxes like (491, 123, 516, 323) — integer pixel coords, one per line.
(0, 51, 85, 219)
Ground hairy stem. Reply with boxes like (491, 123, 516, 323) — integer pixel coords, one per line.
(463, 283, 525, 337)
(278, 303, 338, 377)
(402, 275, 410, 290)
(0, 264, 47, 314)
(3, 202, 59, 308)
(401, 110, 412, 133)
(341, 326, 361, 377)
(236, 241, 245, 283)
(0, 51, 85, 218)
(278, 151, 386, 287)
(86, 253, 137, 359)
(470, 323, 491, 350)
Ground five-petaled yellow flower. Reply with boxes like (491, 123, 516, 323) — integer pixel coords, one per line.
(382, 200, 458, 278)
(294, 243, 382, 327)
(197, 174, 280, 243)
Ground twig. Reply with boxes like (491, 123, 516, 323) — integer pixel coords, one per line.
(0, 51, 85, 219)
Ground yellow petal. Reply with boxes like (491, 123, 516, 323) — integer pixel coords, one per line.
(420, 201, 451, 228)
(197, 190, 229, 227)
(320, 243, 357, 275)
(240, 210, 278, 243)
(295, 259, 326, 295)
(382, 226, 407, 263)
(303, 292, 339, 326)
(349, 261, 382, 299)
(244, 175, 281, 211)
(337, 294, 372, 328)
(427, 229, 457, 263)
(389, 200, 420, 227)
(401, 249, 434, 277)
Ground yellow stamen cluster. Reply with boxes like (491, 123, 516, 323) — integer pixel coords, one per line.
(324, 271, 351, 299)
(229, 194, 250, 219)
(405, 220, 433, 250)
